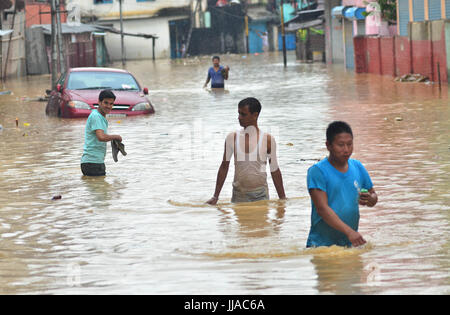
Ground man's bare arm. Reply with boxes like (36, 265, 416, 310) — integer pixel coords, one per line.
(206, 161, 230, 205)
(309, 188, 366, 247)
(95, 129, 122, 142)
(206, 134, 234, 205)
(271, 169, 286, 200)
(267, 134, 286, 199)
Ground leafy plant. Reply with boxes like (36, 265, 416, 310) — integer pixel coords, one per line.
(362, 0, 397, 24)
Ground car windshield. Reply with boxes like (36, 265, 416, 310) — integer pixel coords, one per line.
(67, 71, 140, 91)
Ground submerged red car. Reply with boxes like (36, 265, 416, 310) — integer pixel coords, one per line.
(46, 67, 155, 118)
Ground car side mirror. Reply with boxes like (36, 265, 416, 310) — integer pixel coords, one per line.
(56, 84, 62, 92)
(143, 87, 149, 95)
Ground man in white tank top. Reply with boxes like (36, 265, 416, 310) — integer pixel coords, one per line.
(206, 97, 286, 204)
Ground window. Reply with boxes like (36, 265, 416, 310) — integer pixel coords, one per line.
(67, 72, 140, 91)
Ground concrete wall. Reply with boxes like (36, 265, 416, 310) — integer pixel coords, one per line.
(446, 20, 450, 81)
(75, 0, 190, 20)
(74, 0, 190, 60)
(410, 22, 433, 79)
(105, 15, 187, 60)
(343, 19, 354, 69)
(325, 0, 344, 64)
(353, 20, 449, 83)
(395, 36, 412, 76)
(1, 11, 26, 79)
(380, 37, 396, 76)
(25, 27, 49, 75)
(25, 2, 66, 27)
(430, 19, 447, 82)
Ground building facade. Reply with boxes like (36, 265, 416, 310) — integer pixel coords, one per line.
(74, 0, 191, 60)
(324, 0, 450, 83)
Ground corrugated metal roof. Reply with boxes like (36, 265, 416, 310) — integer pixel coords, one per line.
(0, 29, 13, 37)
(247, 6, 278, 22)
(284, 19, 323, 32)
(33, 23, 100, 35)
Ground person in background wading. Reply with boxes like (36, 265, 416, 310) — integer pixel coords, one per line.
(203, 56, 229, 89)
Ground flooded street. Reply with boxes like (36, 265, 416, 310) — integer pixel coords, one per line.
(0, 52, 449, 294)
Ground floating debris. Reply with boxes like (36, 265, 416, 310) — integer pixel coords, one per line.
(52, 195, 62, 200)
(394, 74, 430, 83)
(298, 158, 321, 162)
(395, 117, 403, 121)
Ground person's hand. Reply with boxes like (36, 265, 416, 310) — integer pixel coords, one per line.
(206, 196, 218, 205)
(115, 135, 123, 142)
(359, 192, 376, 207)
(346, 230, 366, 247)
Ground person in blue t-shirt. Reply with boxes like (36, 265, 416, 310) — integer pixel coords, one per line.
(81, 90, 122, 176)
(203, 56, 229, 89)
(306, 121, 378, 248)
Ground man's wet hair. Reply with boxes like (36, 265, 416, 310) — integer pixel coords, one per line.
(326, 121, 353, 144)
(99, 89, 116, 101)
(238, 97, 261, 114)
(212, 55, 220, 61)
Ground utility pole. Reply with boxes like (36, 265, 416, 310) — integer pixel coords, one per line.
(244, 15, 249, 54)
(0, 10, 3, 84)
(280, 0, 287, 68)
(184, 0, 201, 58)
(56, 0, 65, 74)
(51, 0, 58, 89)
(119, 0, 125, 66)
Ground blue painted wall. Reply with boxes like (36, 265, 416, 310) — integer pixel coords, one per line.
(429, 0, 442, 20)
(398, 0, 410, 36)
(249, 22, 267, 53)
(278, 33, 296, 51)
(412, 0, 425, 21)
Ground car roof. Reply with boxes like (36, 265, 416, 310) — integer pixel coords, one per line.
(69, 67, 130, 74)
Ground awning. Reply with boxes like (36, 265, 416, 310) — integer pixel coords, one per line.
(331, 6, 351, 19)
(34, 23, 157, 39)
(284, 18, 323, 32)
(284, 8, 324, 25)
(344, 7, 366, 20)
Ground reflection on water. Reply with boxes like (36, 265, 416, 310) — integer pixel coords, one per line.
(0, 52, 449, 294)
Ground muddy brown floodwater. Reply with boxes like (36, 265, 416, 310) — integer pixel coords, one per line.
(0, 52, 449, 294)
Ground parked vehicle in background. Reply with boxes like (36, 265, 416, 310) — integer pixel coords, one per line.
(46, 67, 155, 118)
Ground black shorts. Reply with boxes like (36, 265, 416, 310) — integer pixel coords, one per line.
(81, 163, 106, 176)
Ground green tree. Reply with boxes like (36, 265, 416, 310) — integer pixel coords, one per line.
(363, 0, 397, 24)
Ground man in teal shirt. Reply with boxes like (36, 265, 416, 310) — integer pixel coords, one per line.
(307, 121, 378, 247)
(81, 90, 122, 176)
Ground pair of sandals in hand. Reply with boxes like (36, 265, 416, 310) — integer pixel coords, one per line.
(111, 140, 127, 162)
